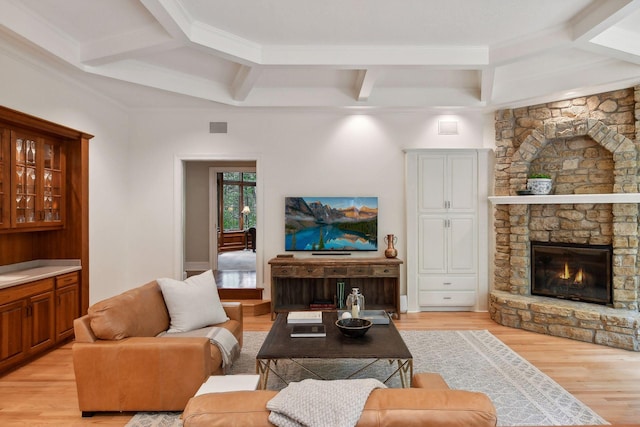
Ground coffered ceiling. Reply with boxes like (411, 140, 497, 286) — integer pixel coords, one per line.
(1, 0, 640, 110)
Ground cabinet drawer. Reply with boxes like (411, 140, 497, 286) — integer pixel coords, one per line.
(371, 266, 399, 277)
(56, 272, 79, 288)
(419, 291, 476, 307)
(419, 276, 476, 291)
(347, 266, 372, 277)
(297, 266, 324, 277)
(271, 266, 297, 277)
(324, 267, 347, 276)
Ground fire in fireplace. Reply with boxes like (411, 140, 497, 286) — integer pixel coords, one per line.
(531, 241, 612, 305)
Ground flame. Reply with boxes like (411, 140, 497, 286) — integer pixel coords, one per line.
(559, 262, 571, 280)
(574, 268, 583, 284)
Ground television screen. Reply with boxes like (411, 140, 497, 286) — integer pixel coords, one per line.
(285, 197, 378, 251)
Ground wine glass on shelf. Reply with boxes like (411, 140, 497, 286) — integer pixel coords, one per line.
(16, 167, 24, 193)
(30, 140, 36, 164)
(16, 194, 24, 223)
(25, 195, 33, 222)
(16, 139, 23, 163)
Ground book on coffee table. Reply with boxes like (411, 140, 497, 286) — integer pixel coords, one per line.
(287, 311, 322, 324)
(290, 324, 326, 337)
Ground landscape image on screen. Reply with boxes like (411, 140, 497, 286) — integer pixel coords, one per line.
(285, 197, 378, 251)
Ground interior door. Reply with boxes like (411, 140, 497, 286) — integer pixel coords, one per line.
(208, 167, 219, 271)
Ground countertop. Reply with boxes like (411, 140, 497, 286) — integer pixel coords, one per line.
(0, 260, 81, 290)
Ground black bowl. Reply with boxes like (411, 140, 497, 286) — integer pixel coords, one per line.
(335, 318, 373, 338)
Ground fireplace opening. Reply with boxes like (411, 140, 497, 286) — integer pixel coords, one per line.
(531, 241, 612, 305)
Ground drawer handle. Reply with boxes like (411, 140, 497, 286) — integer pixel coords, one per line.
(383, 269, 390, 273)
(443, 282, 452, 285)
(443, 297, 452, 300)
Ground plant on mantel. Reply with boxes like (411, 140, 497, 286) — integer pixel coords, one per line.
(528, 173, 551, 179)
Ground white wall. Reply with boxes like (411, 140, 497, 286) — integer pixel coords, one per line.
(0, 41, 131, 303)
(128, 109, 485, 299)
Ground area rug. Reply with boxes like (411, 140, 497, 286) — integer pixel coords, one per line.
(127, 330, 608, 427)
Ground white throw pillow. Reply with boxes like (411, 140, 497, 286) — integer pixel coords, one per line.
(157, 270, 229, 333)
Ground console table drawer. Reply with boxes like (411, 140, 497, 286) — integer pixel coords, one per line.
(419, 291, 476, 307)
(297, 266, 324, 277)
(271, 266, 297, 277)
(371, 266, 399, 277)
(324, 267, 348, 276)
(419, 276, 476, 291)
(346, 266, 373, 276)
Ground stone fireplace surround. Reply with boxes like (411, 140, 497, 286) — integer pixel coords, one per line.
(490, 87, 640, 351)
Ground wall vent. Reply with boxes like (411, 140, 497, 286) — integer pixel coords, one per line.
(209, 122, 228, 133)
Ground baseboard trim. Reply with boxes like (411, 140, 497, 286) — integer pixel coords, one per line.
(184, 262, 210, 272)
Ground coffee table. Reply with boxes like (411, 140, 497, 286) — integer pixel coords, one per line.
(256, 311, 412, 389)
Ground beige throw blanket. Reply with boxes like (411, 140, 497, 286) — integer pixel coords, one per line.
(161, 326, 240, 373)
(266, 378, 386, 427)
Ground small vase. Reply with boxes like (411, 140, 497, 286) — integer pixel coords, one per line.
(384, 234, 398, 258)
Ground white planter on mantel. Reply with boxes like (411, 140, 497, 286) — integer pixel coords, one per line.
(488, 193, 640, 205)
(526, 178, 553, 195)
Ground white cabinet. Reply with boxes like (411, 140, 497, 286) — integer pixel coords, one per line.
(406, 149, 490, 312)
(418, 153, 476, 213)
(419, 215, 475, 275)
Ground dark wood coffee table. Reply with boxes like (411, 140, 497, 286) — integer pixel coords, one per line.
(256, 312, 412, 389)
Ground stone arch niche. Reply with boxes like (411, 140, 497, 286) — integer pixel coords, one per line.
(491, 117, 640, 351)
(509, 119, 638, 309)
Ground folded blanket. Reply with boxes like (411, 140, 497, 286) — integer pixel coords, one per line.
(206, 327, 240, 373)
(266, 378, 386, 427)
(161, 326, 240, 373)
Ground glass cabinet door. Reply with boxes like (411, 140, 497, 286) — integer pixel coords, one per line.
(10, 130, 64, 229)
(13, 133, 37, 226)
(43, 139, 63, 224)
(0, 128, 9, 229)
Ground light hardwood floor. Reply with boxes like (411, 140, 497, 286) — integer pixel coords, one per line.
(0, 312, 639, 426)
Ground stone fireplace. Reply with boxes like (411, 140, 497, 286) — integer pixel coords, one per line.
(489, 87, 640, 351)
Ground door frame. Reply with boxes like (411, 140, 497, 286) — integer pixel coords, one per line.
(173, 154, 262, 284)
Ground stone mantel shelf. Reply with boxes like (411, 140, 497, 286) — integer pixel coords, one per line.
(489, 193, 640, 205)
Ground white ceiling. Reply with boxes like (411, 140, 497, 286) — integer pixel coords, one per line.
(1, 0, 640, 110)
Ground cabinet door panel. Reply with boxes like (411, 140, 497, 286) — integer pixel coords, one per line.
(418, 155, 446, 211)
(449, 216, 476, 274)
(0, 128, 9, 229)
(448, 154, 477, 211)
(0, 300, 26, 367)
(418, 216, 446, 274)
(27, 291, 54, 354)
(56, 284, 79, 341)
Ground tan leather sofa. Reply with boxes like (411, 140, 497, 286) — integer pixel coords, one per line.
(72, 280, 242, 416)
(182, 373, 498, 427)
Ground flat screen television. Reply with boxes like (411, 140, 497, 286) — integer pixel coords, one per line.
(285, 197, 378, 252)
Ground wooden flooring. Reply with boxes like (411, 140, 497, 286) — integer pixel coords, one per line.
(0, 312, 639, 426)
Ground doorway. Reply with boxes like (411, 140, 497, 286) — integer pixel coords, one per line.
(182, 158, 260, 290)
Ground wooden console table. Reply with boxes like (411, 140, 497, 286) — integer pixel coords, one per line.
(268, 257, 403, 320)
